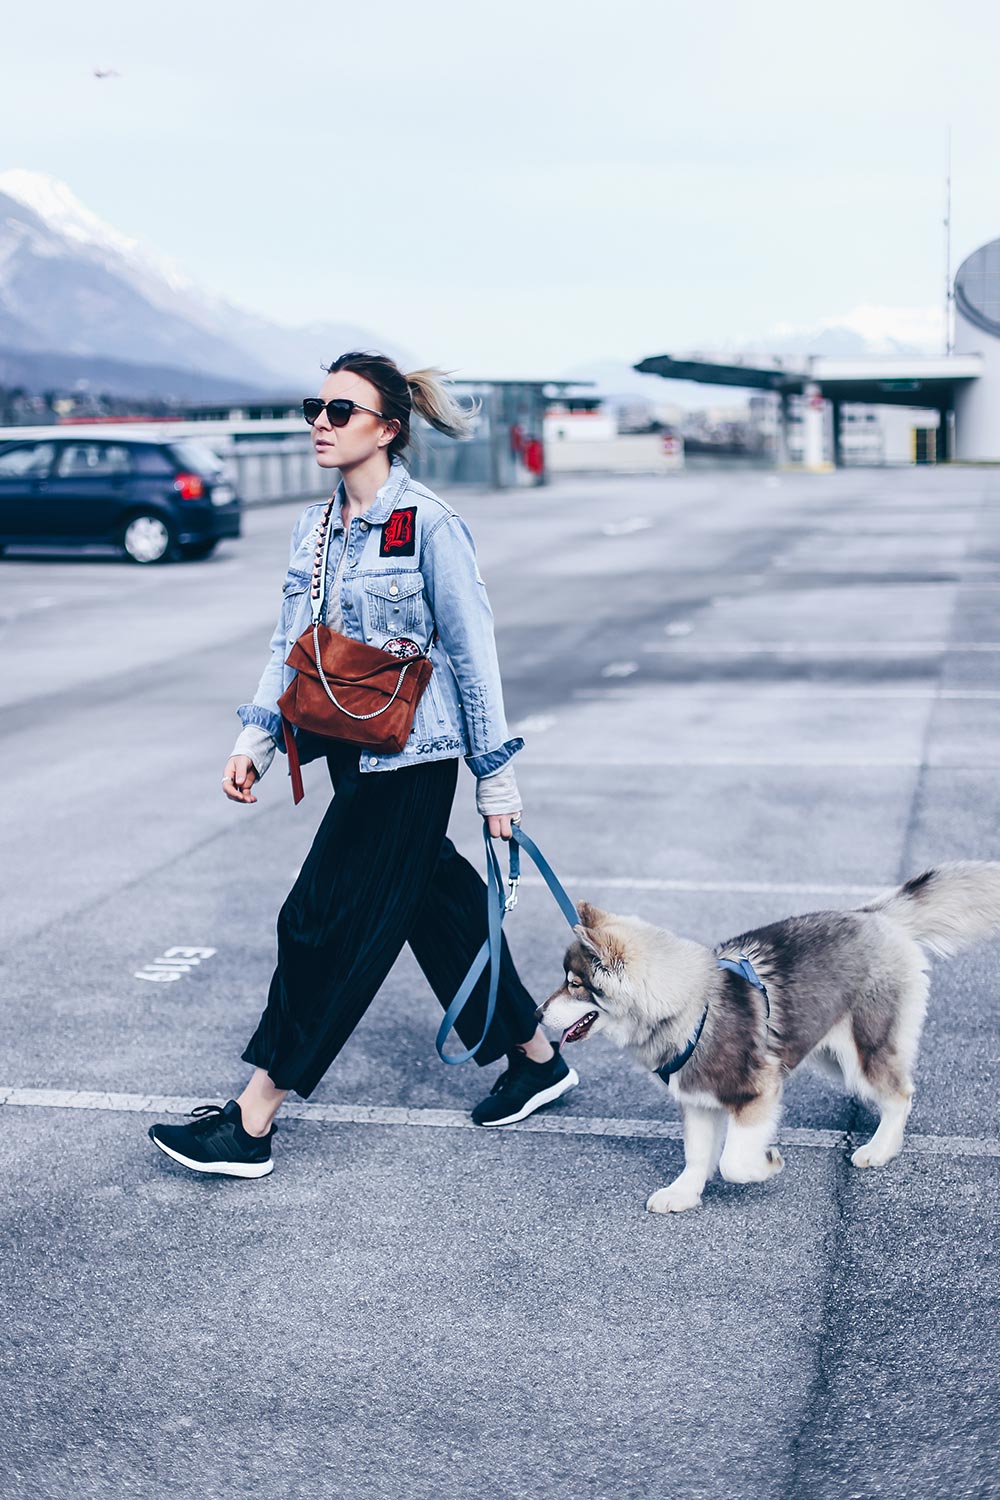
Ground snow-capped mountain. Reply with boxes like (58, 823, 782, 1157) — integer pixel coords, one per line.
(0, 170, 407, 396)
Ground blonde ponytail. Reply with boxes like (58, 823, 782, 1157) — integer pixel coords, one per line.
(404, 366, 482, 439)
(321, 350, 480, 457)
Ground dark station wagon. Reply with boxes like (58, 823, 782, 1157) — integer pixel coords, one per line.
(0, 430, 242, 563)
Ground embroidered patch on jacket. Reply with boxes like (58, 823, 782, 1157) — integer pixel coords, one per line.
(380, 507, 416, 556)
(382, 636, 421, 660)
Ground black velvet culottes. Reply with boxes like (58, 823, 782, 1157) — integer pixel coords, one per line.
(240, 741, 539, 1098)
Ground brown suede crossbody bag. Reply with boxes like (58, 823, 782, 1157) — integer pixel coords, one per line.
(276, 491, 433, 804)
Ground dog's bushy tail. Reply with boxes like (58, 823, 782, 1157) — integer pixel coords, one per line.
(861, 861, 1000, 957)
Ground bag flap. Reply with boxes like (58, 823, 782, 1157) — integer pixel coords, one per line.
(285, 628, 432, 689)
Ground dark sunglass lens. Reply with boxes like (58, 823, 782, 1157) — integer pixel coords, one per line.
(302, 398, 323, 424)
(327, 400, 353, 427)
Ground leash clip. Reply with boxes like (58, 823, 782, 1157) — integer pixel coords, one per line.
(504, 875, 520, 912)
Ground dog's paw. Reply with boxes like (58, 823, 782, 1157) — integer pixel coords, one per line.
(645, 1183, 703, 1214)
(719, 1147, 785, 1184)
(851, 1141, 898, 1170)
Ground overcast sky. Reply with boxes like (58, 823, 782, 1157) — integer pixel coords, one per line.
(3, 0, 999, 378)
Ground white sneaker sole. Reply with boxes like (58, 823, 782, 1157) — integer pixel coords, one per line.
(474, 1067, 580, 1127)
(150, 1132, 274, 1178)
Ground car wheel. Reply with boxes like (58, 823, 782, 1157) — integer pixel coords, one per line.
(121, 514, 177, 564)
(179, 539, 219, 561)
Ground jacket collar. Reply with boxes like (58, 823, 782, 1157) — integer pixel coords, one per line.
(331, 454, 411, 531)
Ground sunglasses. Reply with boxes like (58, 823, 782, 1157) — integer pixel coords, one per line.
(302, 397, 389, 427)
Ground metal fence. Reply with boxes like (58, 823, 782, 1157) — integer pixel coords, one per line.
(0, 379, 561, 506)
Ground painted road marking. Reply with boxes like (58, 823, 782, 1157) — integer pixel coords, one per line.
(645, 640, 1000, 654)
(601, 661, 640, 677)
(1, 1087, 997, 1160)
(524, 756, 937, 767)
(600, 518, 652, 536)
(510, 713, 559, 735)
(134, 946, 217, 984)
(574, 687, 1000, 701)
(513, 875, 886, 897)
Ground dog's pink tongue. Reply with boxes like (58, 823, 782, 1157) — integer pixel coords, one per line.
(561, 1025, 576, 1046)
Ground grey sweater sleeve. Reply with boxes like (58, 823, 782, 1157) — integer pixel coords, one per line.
(475, 760, 522, 817)
(231, 724, 277, 779)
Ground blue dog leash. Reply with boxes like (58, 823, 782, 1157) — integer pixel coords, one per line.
(436, 825, 772, 1075)
(436, 820, 579, 1064)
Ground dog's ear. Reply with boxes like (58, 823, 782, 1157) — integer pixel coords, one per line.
(573, 922, 603, 960)
(573, 922, 627, 975)
(575, 900, 608, 927)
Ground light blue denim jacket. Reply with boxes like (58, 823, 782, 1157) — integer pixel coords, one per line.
(235, 455, 524, 781)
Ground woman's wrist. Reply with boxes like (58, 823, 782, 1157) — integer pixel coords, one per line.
(476, 760, 521, 817)
(231, 724, 277, 780)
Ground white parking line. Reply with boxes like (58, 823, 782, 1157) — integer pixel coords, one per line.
(514, 875, 886, 897)
(510, 714, 559, 734)
(644, 641, 1000, 654)
(772, 562, 1000, 577)
(574, 687, 1000, 701)
(1, 1087, 996, 1159)
(600, 518, 652, 536)
(524, 756, 936, 768)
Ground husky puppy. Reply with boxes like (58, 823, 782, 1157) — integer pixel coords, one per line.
(538, 862, 1000, 1214)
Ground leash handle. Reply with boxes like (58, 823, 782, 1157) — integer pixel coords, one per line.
(435, 821, 579, 1065)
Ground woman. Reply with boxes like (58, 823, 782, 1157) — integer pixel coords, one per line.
(148, 351, 578, 1178)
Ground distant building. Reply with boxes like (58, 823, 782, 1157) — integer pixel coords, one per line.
(952, 237, 1000, 461)
(635, 234, 1000, 466)
(544, 390, 616, 443)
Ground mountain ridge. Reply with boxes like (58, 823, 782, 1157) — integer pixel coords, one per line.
(0, 169, 409, 397)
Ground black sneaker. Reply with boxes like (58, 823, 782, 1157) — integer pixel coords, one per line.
(148, 1099, 276, 1178)
(471, 1043, 579, 1127)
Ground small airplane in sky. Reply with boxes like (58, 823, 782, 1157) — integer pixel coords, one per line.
(92, 67, 121, 79)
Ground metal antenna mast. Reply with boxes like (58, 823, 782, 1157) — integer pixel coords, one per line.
(944, 126, 953, 356)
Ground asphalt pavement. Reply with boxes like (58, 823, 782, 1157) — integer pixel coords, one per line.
(1, 465, 998, 1499)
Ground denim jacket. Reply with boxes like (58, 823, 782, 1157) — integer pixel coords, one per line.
(235, 454, 524, 781)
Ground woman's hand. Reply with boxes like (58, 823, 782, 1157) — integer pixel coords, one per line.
(222, 754, 258, 804)
(485, 811, 521, 841)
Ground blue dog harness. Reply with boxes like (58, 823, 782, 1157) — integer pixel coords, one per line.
(654, 953, 770, 1085)
(716, 954, 771, 1018)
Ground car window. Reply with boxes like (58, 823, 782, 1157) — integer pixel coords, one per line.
(169, 439, 224, 475)
(55, 443, 132, 478)
(0, 442, 57, 478)
(132, 445, 177, 475)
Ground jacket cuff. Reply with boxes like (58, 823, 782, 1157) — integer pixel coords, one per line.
(464, 735, 524, 779)
(236, 703, 285, 751)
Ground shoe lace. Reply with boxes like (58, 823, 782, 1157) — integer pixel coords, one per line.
(187, 1103, 227, 1134)
(488, 1049, 537, 1095)
(488, 1068, 513, 1096)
